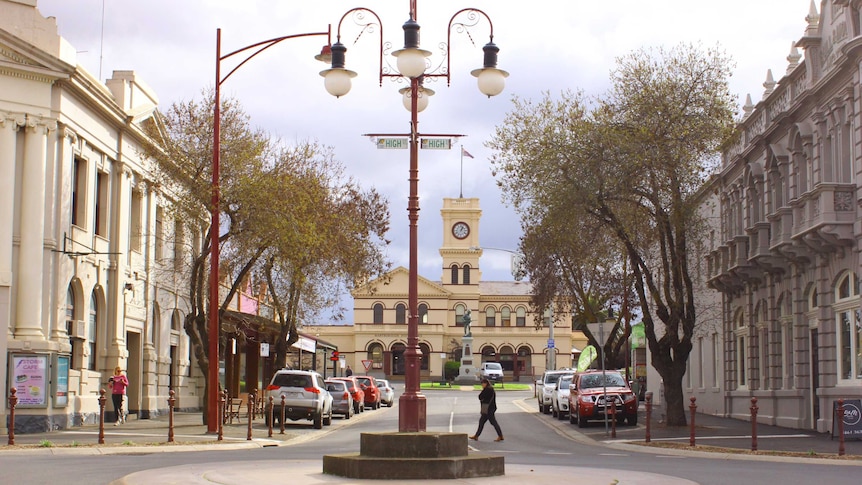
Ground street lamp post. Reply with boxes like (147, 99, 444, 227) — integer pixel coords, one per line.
(322, 2, 507, 432)
(208, 27, 331, 433)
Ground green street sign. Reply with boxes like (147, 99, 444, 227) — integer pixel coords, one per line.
(420, 138, 451, 150)
(376, 138, 408, 149)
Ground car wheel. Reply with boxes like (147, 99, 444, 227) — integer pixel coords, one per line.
(577, 409, 587, 428)
(569, 408, 577, 424)
(627, 414, 638, 426)
(324, 407, 333, 426)
(557, 408, 566, 420)
(551, 405, 558, 418)
(313, 412, 323, 429)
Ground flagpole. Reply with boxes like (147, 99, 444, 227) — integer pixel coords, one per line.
(459, 145, 464, 198)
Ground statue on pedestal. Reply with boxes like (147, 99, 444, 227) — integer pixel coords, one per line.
(463, 309, 472, 337)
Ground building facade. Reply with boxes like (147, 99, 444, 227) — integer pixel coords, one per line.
(697, 0, 862, 432)
(1, 0, 202, 433)
(307, 198, 588, 382)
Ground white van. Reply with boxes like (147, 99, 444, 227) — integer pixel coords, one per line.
(478, 362, 504, 384)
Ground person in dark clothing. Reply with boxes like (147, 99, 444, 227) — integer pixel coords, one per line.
(470, 378, 504, 441)
(345, 365, 353, 377)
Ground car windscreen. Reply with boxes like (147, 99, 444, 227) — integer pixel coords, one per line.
(579, 373, 626, 389)
(326, 382, 344, 392)
(545, 373, 564, 384)
(272, 374, 312, 388)
(355, 377, 371, 386)
(485, 363, 502, 370)
(559, 378, 571, 390)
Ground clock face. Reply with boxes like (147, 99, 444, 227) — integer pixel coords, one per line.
(452, 222, 470, 239)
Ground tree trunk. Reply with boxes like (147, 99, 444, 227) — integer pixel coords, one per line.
(657, 365, 687, 426)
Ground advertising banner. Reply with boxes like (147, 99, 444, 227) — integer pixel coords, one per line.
(55, 355, 70, 407)
(10, 354, 49, 408)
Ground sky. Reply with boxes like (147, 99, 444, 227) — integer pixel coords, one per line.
(34, 0, 813, 322)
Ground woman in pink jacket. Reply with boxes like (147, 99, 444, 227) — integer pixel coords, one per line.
(108, 366, 129, 425)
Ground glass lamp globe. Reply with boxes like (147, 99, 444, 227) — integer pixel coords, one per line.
(471, 67, 508, 98)
(321, 68, 357, 98)
(399, 86, 434, 112)
(393, 48, 429, 79)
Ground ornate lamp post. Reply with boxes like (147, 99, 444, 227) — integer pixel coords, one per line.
(207, 27, 331, 433)
(321, 1, 507, 432)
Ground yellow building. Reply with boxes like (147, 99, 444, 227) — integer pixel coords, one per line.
(306, 198, 587, 382)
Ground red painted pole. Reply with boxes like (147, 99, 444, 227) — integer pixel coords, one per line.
(98, 389, 106, 444)
(750, 397, 758, 451)
(645, 392, 652, 443)
(218, 390, 225, 441)
(7, 388, 17, 445)
(280, 394, 286, 435)
(268, 396, 274, 437)
(689, 397, 697, 447)
(247, 391, 254, 440)
(168, 390, 176, 443)
(837, 399, 845, 456)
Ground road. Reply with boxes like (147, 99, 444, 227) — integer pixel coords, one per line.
(1, 388, 858, 484)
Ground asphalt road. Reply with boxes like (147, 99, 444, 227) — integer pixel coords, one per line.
(2, 388, 860, 485)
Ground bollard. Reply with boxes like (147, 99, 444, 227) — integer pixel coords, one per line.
(838, 399, 846, 456)
(221, 388, 229, 425)
(218, 390, 225, 441)
(7, 388, 17, 445)
(268, 396, 274, 437)
(610, 400, 617, 438)
(168, 389, 176, 443)
(98, 389, 106, 444)
(645, 392, 653, 443)
(280, 394, 286, 435)
(252, 389, 258, 420)
(750, 397, 758, 451)
(247, 391, 254, 441)
(689, 396, 697, 447)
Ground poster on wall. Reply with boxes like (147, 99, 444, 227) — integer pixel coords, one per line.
(9, 353, 49, 408)
(54, 355, 70, 407)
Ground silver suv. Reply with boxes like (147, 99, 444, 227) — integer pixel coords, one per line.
(536, 369, 575, 414)
(265, 369, 333, 429)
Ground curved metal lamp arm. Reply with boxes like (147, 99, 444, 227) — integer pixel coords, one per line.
(219, 29, 331, 86)
(335, 8, 386, 86)
(439, 8, 496, 87)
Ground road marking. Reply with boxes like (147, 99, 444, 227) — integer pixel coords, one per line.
(545, 451, 573, 455)
(598, 453, 630, 457)
(606, 434, 811, 444)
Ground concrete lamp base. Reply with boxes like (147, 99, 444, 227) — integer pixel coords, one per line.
(322, 432, 505, 480)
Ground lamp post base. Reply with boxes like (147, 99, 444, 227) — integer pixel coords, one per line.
(397, 391, 427, 432)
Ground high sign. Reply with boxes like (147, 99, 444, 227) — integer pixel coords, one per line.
(420, 138, 451, 150)
(377, 138, 408, 149)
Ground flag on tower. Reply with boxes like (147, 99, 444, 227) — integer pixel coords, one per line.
(461, 147, 474, 159)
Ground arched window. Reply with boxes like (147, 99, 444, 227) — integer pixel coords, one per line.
(516, 307, 526, 327)
(734, 309, 746, 389)
(451, 264, 459, 285)
(485, 306, 496, 327)
(481, 345, 496, 363)
(500, 307, 511, 327)
(395, 303, 406, 324)
(462, 264, 470, 284)
(373, 303, 384, 324)
(89, 291, 98, 371)
(834, 272, 861, 381)
(419, 343, 431, 370)
(66, 286, 79, 370)
(368, 343, 384, 369)
(418, 303, 428, 324)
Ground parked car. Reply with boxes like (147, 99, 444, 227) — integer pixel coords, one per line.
(478, 362, 504, 384)
(536, 369, 576, 414)
(568, 370, 638, 427)
(325, 379, 354, 419)
(264, 369, 332, 429)
(354, 375, 381, 409)
(376, 379, 395, 407)
(332, 377, 365, 414)
(550, 374, 574, 420)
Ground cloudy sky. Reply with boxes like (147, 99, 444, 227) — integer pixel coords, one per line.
(35, 0, 812, 321)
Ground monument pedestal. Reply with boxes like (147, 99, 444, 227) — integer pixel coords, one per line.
(454, 336, 479, 384)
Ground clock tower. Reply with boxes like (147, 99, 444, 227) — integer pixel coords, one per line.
(440, 197, 481, 285)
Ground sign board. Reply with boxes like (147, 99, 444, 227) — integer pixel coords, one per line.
(832, 399, 862, 440)
(54, 355, 69, 408)
(586, 321, 617, 346)
(290, 336, 316, 353)
(9, 353, 49, 408)
(361, 359, 373, 371)
(377, 138, 408, 149)
(547, 338, 555, 349)
(420, 138, 451, 150)
(259, 343, 270, 357)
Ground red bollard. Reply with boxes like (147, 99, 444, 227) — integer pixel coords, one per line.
(689, 397, 697, 447)
(750, 397, 758, 451)
(268, 396, 274, 437)
(7, 388, 17, 445)
(645, 392, 652, 443)
(280, 394, 286, 435)
(247, 391, 254, 441)
(837, 399, 846, 457)
(98, 389, 106, 444)
(218, 391, 225, 441)
(168, 389, 176, 443)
